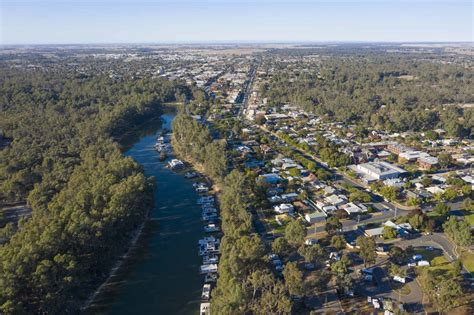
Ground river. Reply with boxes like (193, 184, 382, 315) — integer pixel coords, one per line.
(88, 112, 203, 314)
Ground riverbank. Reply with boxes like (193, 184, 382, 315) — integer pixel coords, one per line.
(83, 116, 167, 312)
(87, 112, 205, 314)
(81, 213, 149, 311)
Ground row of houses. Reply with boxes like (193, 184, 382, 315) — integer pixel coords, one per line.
(364, 220, 415, 239)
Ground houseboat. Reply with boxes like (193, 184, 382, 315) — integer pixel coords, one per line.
(200, 264, 218, 274)
(199, 236, 219, 245)
(154, 143, 172, 153)
(204, 273, 217, 283)
(168, 159, 185, 170)
(199, 240, 220, 256)
(202, 213, 219, 221)
(200, 302, 211, 315)
(194, 183, 209, 193)
(201, 284, 211, 300)
(204, 223, 220, 233)
(203, 254, 219, 264)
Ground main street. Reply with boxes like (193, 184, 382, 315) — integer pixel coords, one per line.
(237, 56, 260, 118)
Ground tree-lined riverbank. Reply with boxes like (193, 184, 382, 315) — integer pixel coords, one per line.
(87, 113, 204, 314)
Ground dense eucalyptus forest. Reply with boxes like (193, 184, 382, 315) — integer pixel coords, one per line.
(172, 115, 293, 314)
(0, 68, 189, 313)
(261, 54, 473, 137)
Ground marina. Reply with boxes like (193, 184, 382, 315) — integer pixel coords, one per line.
(90, 112, 219, 314)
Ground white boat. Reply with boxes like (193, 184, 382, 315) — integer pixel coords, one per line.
(203, 254, 219, 264)
(154, 143, 172, 153)
(168, 159, 185, 170)
(204, 223, 220, 233)
(199, 243, 220, 256)
(201, 284, 211, 300)
(200, 264, 218, 274)
(200, 302, 211, 315)
(193, 182, 208, 188)
(196, 186, 209, 193)
(199, 236, 219, 245)
(199, 237, 219, 251)
(204, 273, 217, 283)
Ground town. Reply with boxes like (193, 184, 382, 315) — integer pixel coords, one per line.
(1, 0, 473, 313)
(1, 43, 473, 314)
(158, 44, 473, 314)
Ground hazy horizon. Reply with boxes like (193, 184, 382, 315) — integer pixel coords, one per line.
(1, 40, 473, 47)
(1, 0, 473, 45)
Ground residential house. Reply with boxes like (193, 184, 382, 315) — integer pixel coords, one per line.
(274, 204, 294, 214)
(305, 212, 327, 224)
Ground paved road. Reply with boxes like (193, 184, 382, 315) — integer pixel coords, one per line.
(399, 233, 473, 283)
(353, 257, 424, 313)
(237, 57, 260, 118)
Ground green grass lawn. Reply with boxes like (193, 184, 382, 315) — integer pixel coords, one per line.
(266, 218, 287, 234)
(460, 250, 474, 273)
(431, 256, 449, 267)
(420, 256, 455, 278)
(465, 212, 474, 227)
(426, 211, 442, 218)
(413, 248, 444, 262)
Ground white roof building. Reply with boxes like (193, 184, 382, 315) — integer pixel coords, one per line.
(305, 212, 327, 224)
(324, 194, 347, 206)
(426, 186, 445, 195)
(340, 202, 368, 215)
(461, 176, 474, 184)
(274, 203, 294, 214)
(322, 205, 338, 214)
(354, 161, 407, 181)
(399, 150, 430, 161)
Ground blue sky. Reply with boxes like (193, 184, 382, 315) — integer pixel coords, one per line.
(1, 0, 472, 44)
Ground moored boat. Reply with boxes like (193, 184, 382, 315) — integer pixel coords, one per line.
(204, 273, 217, 283)
(167, 159, 185, 170)
(203, 254, 219, 264)
(200, 302, 211, 315)
(200, 264, 218, 274)
(201, 284, 211, 300)
(204, 223, 220, 233)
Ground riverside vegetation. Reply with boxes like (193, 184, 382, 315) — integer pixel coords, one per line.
(0, 69, 190, 313)
(172, 114, 294, 314)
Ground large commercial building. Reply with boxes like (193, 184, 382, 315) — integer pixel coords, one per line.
(353, 161, 407, 181)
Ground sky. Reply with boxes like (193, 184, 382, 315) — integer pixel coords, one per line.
(1, 0, 472, 44)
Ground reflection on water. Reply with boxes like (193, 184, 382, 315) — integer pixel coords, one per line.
(87, 112, 203, 315)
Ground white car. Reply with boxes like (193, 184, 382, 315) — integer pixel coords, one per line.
(305, 238, 318, 246)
